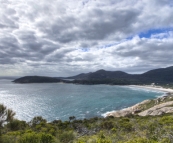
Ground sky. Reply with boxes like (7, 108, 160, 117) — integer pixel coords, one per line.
(0, 0, 173, 77)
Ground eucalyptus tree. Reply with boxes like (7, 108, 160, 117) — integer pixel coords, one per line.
(0, 104, 15, 127)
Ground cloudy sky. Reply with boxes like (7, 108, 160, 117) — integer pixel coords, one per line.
(0, 0, 173, 77)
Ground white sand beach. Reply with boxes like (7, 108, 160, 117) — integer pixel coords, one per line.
(129, 85, 173, 93)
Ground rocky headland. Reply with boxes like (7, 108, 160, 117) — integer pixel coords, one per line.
(106, 92, 173, 117)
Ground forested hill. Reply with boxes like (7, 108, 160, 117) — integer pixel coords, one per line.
(67, 69, 131, 80)
(13, 76, 61, 83)
(66, 66, 173, 84)
(13, 66, 173, 84)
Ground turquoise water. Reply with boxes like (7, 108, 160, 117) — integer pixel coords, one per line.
(0, 80, 165, 121)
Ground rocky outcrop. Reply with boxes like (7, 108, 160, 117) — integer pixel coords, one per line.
(106, 100, 150, 117)
(106, 94, 173, 117)
(138, 101, 173, 116)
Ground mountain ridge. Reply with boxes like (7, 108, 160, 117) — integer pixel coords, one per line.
(13, 66, 173, 84)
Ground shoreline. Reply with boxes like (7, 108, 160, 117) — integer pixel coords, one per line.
(129, 85, 173, 94)
(104, 85, 173, 118)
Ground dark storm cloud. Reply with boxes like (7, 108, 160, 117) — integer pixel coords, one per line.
(79, 8, 140, 40)
(0, 32, 58, 65)
(79, 41, 98, 48)
(36, 16, 78, 43)
(37, 7, 139, 43)
(0, 58, 16, 64)
(45, 48, 75, 63)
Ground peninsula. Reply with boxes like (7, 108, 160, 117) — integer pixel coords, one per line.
(13, 76, 62, 83)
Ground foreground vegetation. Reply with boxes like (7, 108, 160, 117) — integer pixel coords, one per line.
(1, 104, 173, 143)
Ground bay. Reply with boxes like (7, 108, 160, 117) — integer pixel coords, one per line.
(0, 80, 164, 121)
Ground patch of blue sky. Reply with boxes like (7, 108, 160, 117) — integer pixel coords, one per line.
(100, 43, 116, 49)
(80, 48, 90, 52)
(169, 1, 173, 7)
(139, 27, 173, 39)
(126, 36, 133, 41)
(97, 38, 131, 49)
(80, 27, 173, 51)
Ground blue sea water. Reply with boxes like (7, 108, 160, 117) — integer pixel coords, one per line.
(0, 80, 165, 122)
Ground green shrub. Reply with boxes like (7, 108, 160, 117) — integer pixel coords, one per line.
(49, 128, 56, 136)
(124, 138, 157, 143)
(1, 135, 18, 143)
(111, 128, 117, 133)
(7, 120, 27, 131)
(58, 131, 75, 143)
(96, 138, 112, 143)
(76, 141, 85, 143)
(96, 131, 112, 143)
(29, 116, 47, 127)
(19, 132, 40, 143)
(19, 132, 54, 143)
(39, 133, 54, 143)
(160, 138, 171, 143)
(57, 121, 70, 130)
(100, 121, 114, 130)
(159, 116, 173, 125)
(118, 118, 132, 131)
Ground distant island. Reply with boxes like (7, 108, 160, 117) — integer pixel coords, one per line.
(13, 66, 173, 85)
(13, 76, 61, 83)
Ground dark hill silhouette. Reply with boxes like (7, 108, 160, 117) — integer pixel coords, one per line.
(67, 66, 173, 84)
(67, 69, 132, 80)
(13, 66, 173, 84)
(13, 76, 61, 83)
(139, 66, 173, 83)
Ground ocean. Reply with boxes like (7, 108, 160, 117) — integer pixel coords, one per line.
(0, 80, 165, 121)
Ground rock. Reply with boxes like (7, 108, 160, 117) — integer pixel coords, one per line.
(106, 95, 173, 118)
(106, 100, 149, 117)
(138, 101, 173, 116)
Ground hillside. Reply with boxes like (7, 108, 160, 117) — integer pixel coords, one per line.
(67, 66, 173, 84)
(67, 69, 132, 80)
(140, 66, 173, 83)
(13, 76, 62, 83)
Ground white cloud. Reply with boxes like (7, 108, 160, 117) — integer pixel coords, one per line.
(0, 0, 173, 76)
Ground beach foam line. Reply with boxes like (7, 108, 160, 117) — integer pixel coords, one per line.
(129, 85, 173, 93)
(101, 111, 116, 118)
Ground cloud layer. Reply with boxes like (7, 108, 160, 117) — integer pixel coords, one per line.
(0, 0, 173, 76)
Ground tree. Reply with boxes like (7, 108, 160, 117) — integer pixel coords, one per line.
(29, 116, 47, 127)
(69, 116, 76, 122)
(0, 104, 15, 127)
(0, 104, 15, 142)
